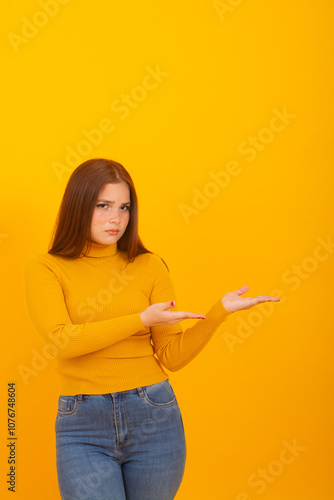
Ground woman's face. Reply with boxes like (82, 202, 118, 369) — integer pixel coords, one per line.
(90, 182, 131, 246)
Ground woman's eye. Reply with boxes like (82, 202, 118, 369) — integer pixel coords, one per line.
(96, 204, 130, 211)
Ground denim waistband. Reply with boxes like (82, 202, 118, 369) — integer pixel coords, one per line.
(75, 387, 145, 402)
(61, 380, 170, 401)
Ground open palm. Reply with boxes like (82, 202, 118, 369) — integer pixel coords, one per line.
(222, 285, 280, 313)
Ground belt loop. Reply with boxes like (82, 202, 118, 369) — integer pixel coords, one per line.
(77, 394, 83, 402)
(137, 387, 144, 397)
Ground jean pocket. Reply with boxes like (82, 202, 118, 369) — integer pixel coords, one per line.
(143, 380, 176, 407)
(57, 395, 78, 416)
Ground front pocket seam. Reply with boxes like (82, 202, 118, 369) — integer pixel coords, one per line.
(57, 398, 78, 416)
(143, 392, 176, 407)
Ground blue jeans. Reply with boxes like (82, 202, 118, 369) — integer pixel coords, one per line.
(55, 380, 187, 500)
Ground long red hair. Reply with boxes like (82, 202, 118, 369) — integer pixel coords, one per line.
(48, 158, 152, 262)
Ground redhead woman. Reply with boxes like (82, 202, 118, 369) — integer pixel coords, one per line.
(24, 158, 280, 500)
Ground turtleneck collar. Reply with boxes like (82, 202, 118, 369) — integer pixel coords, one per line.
(81, 241, 118, 258)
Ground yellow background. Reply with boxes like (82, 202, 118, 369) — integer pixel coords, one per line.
(1, 0, 333, 498)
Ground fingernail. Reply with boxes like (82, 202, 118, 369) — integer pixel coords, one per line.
(197, 316, 205, 319)
(171, 301, 175, 306)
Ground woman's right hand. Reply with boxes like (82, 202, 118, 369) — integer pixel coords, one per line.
(140, 301, 205, 328)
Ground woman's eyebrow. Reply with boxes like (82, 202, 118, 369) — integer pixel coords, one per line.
(97, 199, 131, 204)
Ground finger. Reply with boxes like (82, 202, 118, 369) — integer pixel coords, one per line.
(251, 296, 280, 304)
(160, 300, 176, 309)
(235, 285, 249, 296)
(256, 296, 280, 302)
(170, 311, 205, 320)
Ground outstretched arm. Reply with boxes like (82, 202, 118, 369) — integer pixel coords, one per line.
(141, 285, 280, 326)
(147, 256, 280, 371)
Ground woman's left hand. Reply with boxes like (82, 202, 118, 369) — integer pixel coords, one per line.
(222, 285, 280, 313)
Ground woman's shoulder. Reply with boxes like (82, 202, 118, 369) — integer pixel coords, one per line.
(25, 250, 68, 264)
(23, 251, 67, 276)
(134, 251, 169, 272)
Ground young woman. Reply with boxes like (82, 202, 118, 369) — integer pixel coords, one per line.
(24, 158, 280, 500)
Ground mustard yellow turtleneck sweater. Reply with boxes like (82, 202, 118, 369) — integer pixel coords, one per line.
(23, 242, 232, 395)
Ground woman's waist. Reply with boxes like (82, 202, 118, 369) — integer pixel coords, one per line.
(57, 356, 168, 395)
(75, 332, 154, 360)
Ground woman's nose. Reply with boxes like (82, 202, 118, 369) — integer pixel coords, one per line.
(108, 210, 120, 223)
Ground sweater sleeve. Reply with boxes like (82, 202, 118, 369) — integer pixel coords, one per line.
(23, 256, 147, 359)
(149, 254, 232, 371)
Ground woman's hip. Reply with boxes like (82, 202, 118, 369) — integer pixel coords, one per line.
(55, 379, 186, 458)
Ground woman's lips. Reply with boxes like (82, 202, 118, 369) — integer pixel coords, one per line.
(106, 230, 119, 235)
